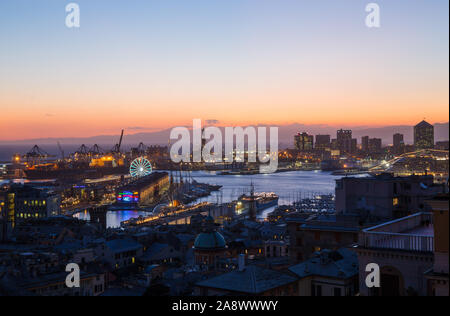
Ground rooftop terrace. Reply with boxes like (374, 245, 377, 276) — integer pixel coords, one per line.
(359, 212, 434, 252)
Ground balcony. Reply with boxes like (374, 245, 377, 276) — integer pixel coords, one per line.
(360, 212, 434, 252)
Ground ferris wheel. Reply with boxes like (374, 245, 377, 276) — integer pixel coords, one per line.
(130, 157, 152, 178)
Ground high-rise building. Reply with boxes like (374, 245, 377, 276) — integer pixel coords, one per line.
(331, 139, 338, 150)
(368, 138, 382, 154)
(315, 135, 331, 150)
(337, 129, 355, 153)
(414, 120, 434, 150)
(362, 136, 369, 153)
(294, 133, 314, 151)
(351, 138, 357, 154)
(393, 133, 404, 147)
(362, 137, 383, 154)
(393, 133, 405, 154)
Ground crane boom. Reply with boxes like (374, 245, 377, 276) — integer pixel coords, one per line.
(118, 129, 124, 152)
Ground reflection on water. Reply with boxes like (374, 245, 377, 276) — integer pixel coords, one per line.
(189, 170, 342, 205)
(73, 170, 346, 228)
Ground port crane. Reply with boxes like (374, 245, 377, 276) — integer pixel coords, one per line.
(72, 144, 91, 161)
(111, 129, 124, 154)
(23, 145, 55, 165)
(89, 144, 104, 157)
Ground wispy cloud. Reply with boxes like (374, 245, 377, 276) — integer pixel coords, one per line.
(205, 119, 220, 125)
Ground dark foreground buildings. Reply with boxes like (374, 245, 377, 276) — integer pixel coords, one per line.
(287, 174, 446, 263)
(355, 194, 448, 296)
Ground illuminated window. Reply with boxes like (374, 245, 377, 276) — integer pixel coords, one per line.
(393, 198, 399, 206)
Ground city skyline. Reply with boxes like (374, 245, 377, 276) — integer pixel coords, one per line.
(0, 120, 448, 146)
(1, 0, 449, 140)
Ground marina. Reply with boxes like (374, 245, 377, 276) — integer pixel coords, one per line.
(73, 170, 343, 228)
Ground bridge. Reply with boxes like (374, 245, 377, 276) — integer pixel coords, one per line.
(369, 149, 449, 174)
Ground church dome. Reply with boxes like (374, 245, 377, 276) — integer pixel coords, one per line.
(194, 231, 226, 250)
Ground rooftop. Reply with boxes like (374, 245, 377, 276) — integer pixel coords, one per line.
(141, 242, 172, 261)
(415, 120, 433, 128)
(196, 265, 297, 294)
(359, 212, 434, 252)
(105, 239, 142, 253)
(289, 248, 358, 279)
(118, 172, 168, 191)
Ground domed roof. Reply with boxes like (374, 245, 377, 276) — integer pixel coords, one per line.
(194, 231, 226, 250)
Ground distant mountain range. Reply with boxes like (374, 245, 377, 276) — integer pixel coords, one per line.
(1, 122, 448, 148)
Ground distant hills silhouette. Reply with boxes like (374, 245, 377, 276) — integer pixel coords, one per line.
(2, 122, 448, 147)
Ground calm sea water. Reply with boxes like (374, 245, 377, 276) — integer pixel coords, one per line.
(75, 170, 345, 228)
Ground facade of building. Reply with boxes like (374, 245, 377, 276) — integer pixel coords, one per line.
(23, 271, 105, 296)
(424, 195, 449, 296)
(315, 135, 331, 150)
(355, 212, 434, 296)
(294, 133, 314, 151)
(337, 129, 357, 154)
(414, 120, 434, 150)
(264, 240, 289, 258)
(116, 172, 169, 205)
(335, 174, 442, 219)
(362, 136, 369, 153)
(0, 185, 60, 229)
(286, 214, 360, 263)
(337, 129, 351, 153)
(104, 239, 144, 270)
(368, 138, 382, 154)
(393, 133, 405, 154)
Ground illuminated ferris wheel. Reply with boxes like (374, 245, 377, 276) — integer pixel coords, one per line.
(130, 157, 152, 178)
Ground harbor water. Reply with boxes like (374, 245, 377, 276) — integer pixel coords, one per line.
(75, 170, 347, 228)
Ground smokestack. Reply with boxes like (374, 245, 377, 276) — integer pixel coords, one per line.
(238, 254, 246, 271)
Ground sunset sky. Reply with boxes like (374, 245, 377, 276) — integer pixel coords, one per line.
(0, 0, 448, 141)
